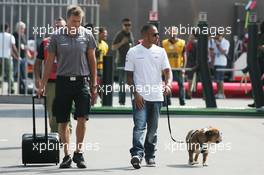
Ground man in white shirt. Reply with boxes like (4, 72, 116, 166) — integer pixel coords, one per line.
(125, 24, 172, 169)
(212, 33, 230, 99)
(0, 24, 19, 94)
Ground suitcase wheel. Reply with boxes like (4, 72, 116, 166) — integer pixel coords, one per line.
(24, 163, 26, 167)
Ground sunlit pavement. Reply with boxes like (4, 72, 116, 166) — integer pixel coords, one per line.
(0, 103, 263, 175)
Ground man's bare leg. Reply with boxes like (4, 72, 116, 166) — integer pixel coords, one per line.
(58, 122, 72, 168)
(72, 117, 87, 168)
(59, 122, 70, 155)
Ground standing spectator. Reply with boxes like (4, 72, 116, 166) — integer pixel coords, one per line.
(96, 27, 109, 100)
(13, 21, 30, 94)
(258, 21, 264, 87)
(37, 5, 97, 169)
(0, 24, 19, 94)
(162, 33, 186, 106)
(34, 17, 72, 133)
(125, 24, 172, 169)
(112, 18, 134, 105)
(208, 34, 215, 76)
(212, 33, 230, 99)
(242, 21, 264, 107)
(186, 33, 198, 99)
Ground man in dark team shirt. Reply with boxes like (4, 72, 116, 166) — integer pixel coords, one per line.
(112, 18, 134, 105)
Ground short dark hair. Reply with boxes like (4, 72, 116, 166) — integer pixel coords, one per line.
(66, 5, 84, 19)
(141, 24, 155, 35)
(0, 23, 9, 32)
(99, 27, 106, 34)
(122, 18, 131, 23)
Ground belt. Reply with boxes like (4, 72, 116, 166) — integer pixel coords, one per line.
(57, 76, 88, 81)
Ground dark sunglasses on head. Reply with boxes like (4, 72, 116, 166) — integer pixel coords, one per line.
(152, 33, 159, 37)
(124, 23, 131, 27)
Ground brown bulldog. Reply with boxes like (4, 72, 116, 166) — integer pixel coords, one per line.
(186, 127, 222, 166)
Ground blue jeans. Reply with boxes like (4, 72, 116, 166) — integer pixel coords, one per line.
(130, 101, 162, 160)
(13, 58, 26, 81)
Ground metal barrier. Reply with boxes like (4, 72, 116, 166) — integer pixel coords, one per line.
(0, 0, 100, 96)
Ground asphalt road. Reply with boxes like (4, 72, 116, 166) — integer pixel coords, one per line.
(0, 104, 263, 175)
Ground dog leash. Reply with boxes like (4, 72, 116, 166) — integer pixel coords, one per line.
(165, 95, 184, 143)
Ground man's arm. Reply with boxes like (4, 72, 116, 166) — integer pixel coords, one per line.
(182, 46, 187, 68)
(87, 48, 97, 105)
(34, 41, 45, 88)
(216, 40, 228, 55)
(34, 59, 43, 88)
(112, 33, 128, 51)
(11, 44, 20, 60)
(87, 48, 97, 87)
(41, 52, 56, 86)
(112, 38, 128, 50)
(127, 71, 144, 109)
(163, 68, 173, 89)
(127, 71, 136, 95)
(37, 52, 55, 96)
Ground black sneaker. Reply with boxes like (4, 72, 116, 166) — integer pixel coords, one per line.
(146, 158, 156, 167)
(73, 152, 87, 168)
(180, 101, 185, 106)
(130, 155, 141, 169)
(185, 94, 192, 100)
(248, 103, 255, 108)
(59, 155, 72, 168)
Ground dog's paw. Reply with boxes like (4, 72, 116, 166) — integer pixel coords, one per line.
(188, 161, 199, 166)
(203, 163, 208, 167)
(193, 161, 199, 165)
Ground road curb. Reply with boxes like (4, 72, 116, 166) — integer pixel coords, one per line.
(90, 107, 264, 116)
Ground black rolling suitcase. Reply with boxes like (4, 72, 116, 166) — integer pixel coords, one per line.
(22, 96, 60, 166)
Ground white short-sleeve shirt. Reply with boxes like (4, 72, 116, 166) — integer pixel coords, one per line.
(213, 38, 230, 66)
(0, 32, 16, 59)
(125, 44, 171, 102)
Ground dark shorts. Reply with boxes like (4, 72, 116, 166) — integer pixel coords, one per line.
(53, 76, 91, 123)
(214, 66, 226, 83)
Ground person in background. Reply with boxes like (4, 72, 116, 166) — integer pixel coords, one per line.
(186, 32, 198, 99)
(34, 17, 72, 133)
(242, 21, 264, 107)
(96, 27, 109, 100)
(212, 33, 230, 99)
(0, 23, 20, 94)
(13, 21, 31, 94)
(208, 34, 215, 77)
(162, 32, 186, 106)
(112, 18, 134, 105)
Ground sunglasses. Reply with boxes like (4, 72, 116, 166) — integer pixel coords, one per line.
(124, 23, 131, 27)
(152, 33, 159, 37)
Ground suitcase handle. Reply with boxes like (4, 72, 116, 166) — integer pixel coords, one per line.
(32, 96, 48, 141)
